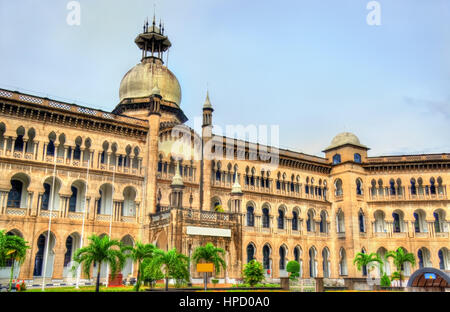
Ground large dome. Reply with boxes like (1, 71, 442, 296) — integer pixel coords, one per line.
(325, 132, 367, 150)
(119, 57, 181, 106)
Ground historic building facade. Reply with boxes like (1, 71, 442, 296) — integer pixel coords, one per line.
(0, 19, 449, 284)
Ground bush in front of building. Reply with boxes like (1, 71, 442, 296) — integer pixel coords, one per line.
(286, 260, 300, 280)
(242, 259, 265, 286)
(380, 273, 391, 287)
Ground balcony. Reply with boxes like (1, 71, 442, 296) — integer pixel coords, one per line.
(5, 207, 28, 216)
(67, 212, 85, 220)
(392, 232, 407, 238)
(337, 232, 346, 239)
(414, 232, 429, 238)
(95, 214, 112, 222)
(0, 147, 145, 177)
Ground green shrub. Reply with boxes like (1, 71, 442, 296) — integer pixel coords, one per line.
(231, 283, 280, 288)
(286, 260, 300, 280)
(211, 279, 219, 287)
(380, 273, 391, 287)
(242, 260, 265, 286)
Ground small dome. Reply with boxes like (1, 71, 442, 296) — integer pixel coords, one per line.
(119, 58, 181, 106)
(325, 132, 367, 151)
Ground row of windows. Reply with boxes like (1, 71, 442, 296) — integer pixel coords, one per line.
(246, 244, 450, 277)
(6, 173, 138, 216)
(332, 153, 361, 165)
(374, 209, 447, 233)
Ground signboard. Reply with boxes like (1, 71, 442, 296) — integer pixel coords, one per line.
(197, 263, 214, 273)
(424, 273, 436, 280)
(186, 226, 231, 237)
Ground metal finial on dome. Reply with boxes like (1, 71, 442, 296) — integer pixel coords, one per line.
(171, 161, 184, 187)
(203, 90, 212, 109)
(231, 172, 243, 194)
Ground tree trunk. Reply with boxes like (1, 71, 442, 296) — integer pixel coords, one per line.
(135, 262, 141, 291)
(8, 262, 14, 292)
(165, 277, 169, 291)
(96, 262, 101, 293)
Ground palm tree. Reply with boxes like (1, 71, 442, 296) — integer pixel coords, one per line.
(123, 241, 156, 291)
(192, 242, 226, 276)
(151, 248, 189, 291)
(72, 234, 126, 292)
(385, 247, 416, 287)
(353, 252, 383, 277)
(0, 230, 30, 292)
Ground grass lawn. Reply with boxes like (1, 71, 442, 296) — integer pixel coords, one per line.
(26, 285, 142, 292)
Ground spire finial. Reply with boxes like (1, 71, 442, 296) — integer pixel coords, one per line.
(231, 171, 243, 194)
(153, 5, 156, 26)
(171, 160, 184, 187)
(203, 88, 212, 109)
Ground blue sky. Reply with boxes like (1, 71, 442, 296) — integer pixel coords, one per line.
(0, 0, 449, 157)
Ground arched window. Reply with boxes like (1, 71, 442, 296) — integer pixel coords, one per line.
(370, 179, 377, 196)
(262, 208, 270, 228)
(263, 245, 271, 270)
(335, 179, 343, 196)
(414, 210, 426, 233)
(430, 177, 436, 195)
(374, 210, 386, 232)
(354, 153, 361, 163)
(294, 247, 300, 262)
(309, 247, 317, 277)
(358, 210, 365, 233)
(292, 210, 298, 231)
(277, 209, 284, 229)
(41, 183, 51, 210)
(434, 210, 446, 233)
(336, 209, 345, 233)
(339, 248, 347, 275)
(69, 186, 78, 212)
(437, 177, 444, 195)
(410, 178, 416, 195)
(356, 179, 363, 195)
(389, 179, 396, 195)
(247, 206, 255, 227)
(279, 246, 286, 270)
(319, 211, 327, 233)
(64, 236, 73, 267)
(361, 249, 368, 276)
(392, 211, 403, 233)
(438, 248, 449, 270)
(246, 244, 255, 263)
(123, 186, 137, 217)
(14, 132, 24, 152)
(378, 179, 384, 196)
(46, 140, 55, 156)
(333, 154, 341, 165)
(7, 180, 23, 208)
(307, 210, 314, 232)
(322, 248, 330, 278)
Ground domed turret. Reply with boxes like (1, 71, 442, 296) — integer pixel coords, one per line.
(118, 15, 182, 106)
(119, 57, 181, 105)
(324, 132, 367, 151)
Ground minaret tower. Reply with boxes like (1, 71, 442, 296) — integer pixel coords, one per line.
(200, 91, 214, 211)
(170, 161, 185, 208)
(230, 172, 243, 213)
(146, 85, 162, 215)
